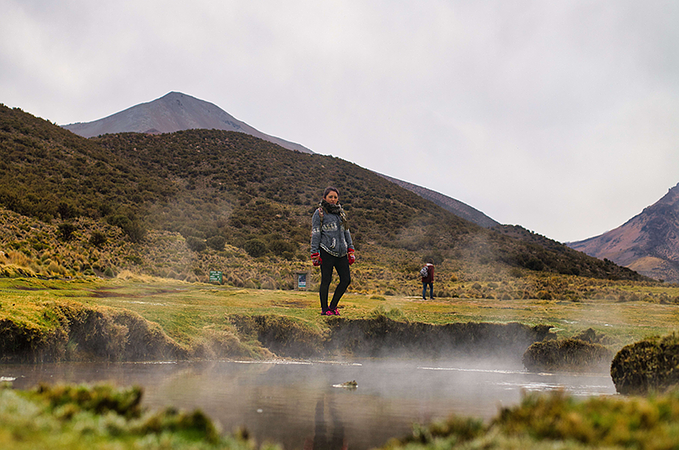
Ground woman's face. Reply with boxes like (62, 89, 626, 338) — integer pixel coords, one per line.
(324, 190, 339, 205)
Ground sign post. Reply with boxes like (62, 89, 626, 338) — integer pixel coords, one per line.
(295, 272, 308, 290)
(209, 270, 223, 284)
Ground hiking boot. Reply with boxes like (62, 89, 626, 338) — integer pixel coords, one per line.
(321, 310, 333, 316)
(331, 308, 340, 316)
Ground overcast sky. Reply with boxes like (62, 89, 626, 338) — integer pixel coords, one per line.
(2, 0, 678, 242)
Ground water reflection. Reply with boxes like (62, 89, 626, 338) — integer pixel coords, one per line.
(0, 359, 616, 450)
(305, 396, 347, 450)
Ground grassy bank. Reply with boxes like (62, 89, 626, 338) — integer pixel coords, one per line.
(1, 274, 679, 363)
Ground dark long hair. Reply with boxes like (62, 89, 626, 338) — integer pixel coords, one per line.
(319, 186, 347, 226)
(323, 186, 339, 199)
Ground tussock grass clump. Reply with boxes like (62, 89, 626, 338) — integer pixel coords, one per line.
(31, 383, 143, 419)
(382, 390, 679, 449)
(382, 415, 486, 449)
(522, 337, 613, 373)
(494, 390, 679, 449)
(0, 383, 273, 449)
(611, 333, 679, 395)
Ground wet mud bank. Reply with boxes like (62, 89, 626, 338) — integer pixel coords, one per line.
(2, 305, 554, 363)
(231, 314, 555, 361)
(0, 302, 186, 363)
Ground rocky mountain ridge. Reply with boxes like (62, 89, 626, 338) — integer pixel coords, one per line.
(63, 91, 313, 154)
(377, 173, 499, 228)
(568, 183, 679, 282)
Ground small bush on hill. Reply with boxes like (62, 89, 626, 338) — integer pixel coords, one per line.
(206, 235, 226, 251)
(57, 223, 76, 241)
(186, 236, 207, 252)
(244, 238, 267, 257)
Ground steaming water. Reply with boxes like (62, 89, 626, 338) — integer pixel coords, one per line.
(1, 359, 615, 449)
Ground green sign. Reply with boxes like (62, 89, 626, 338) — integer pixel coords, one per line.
(296, 272, 307, 289)
(209, 270, 223, 284)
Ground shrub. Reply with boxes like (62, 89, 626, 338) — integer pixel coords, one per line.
(186, 236, 206, 252)
(522, 338, 612, 372)
(89, 231, 107, 247)
(269, 238, 295, 256)
(56, 201, 79, 220)
(611, 333, 679, 395)
(206, 235, 226, 251)
(57, 223, 77, 241)
(244, 238, 267, 257)
(107, 214, 146, 243)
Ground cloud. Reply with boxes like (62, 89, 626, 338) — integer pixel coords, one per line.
(2, 0, 678, 242)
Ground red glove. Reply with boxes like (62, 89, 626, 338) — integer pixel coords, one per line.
(311, 252, 322, 266)
(347, 249, 355, 265)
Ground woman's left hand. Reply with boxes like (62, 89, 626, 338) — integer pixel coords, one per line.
(347, 249, 355, 265)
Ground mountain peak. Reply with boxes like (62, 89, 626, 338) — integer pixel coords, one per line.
(568, 182, 679, 282)
(62, 92, 313, 153)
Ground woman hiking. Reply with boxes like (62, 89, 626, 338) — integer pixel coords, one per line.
(310, 187, 355, 316)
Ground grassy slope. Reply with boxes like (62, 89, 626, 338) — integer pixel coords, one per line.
(0, 104, 649, 284)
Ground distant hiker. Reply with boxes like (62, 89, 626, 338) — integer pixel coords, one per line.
(310, 187, 355, 316)
(421, 260, 435, 300)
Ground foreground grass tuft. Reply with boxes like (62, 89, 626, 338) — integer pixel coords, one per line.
(0, 383, 280, 450)
(381, 389, 679, 449)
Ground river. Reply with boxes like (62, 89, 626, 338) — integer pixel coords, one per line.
(1, 358, 616, 449)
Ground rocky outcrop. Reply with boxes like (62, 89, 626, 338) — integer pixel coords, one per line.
(568, 183, 679, 282)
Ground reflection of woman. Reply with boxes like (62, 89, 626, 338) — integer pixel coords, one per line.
(304, 396, 347, 450)
(310, 187, 355, 316)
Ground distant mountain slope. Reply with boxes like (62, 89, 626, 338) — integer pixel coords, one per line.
(63, 91, 502, 228)
(568, 183, 679, 282)
(0, 103, 649, 282)
(377, 173, 499, 228)
(62, 92, 313, 154)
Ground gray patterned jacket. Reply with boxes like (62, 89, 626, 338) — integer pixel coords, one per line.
(310, 208, 354, 257)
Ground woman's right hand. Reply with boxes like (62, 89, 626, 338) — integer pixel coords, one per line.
(311, 253, 322, 266)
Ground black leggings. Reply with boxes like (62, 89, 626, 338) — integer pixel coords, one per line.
(319, 249, 351, 311)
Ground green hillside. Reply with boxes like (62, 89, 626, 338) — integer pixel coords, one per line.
(0, 103, 647, 290)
